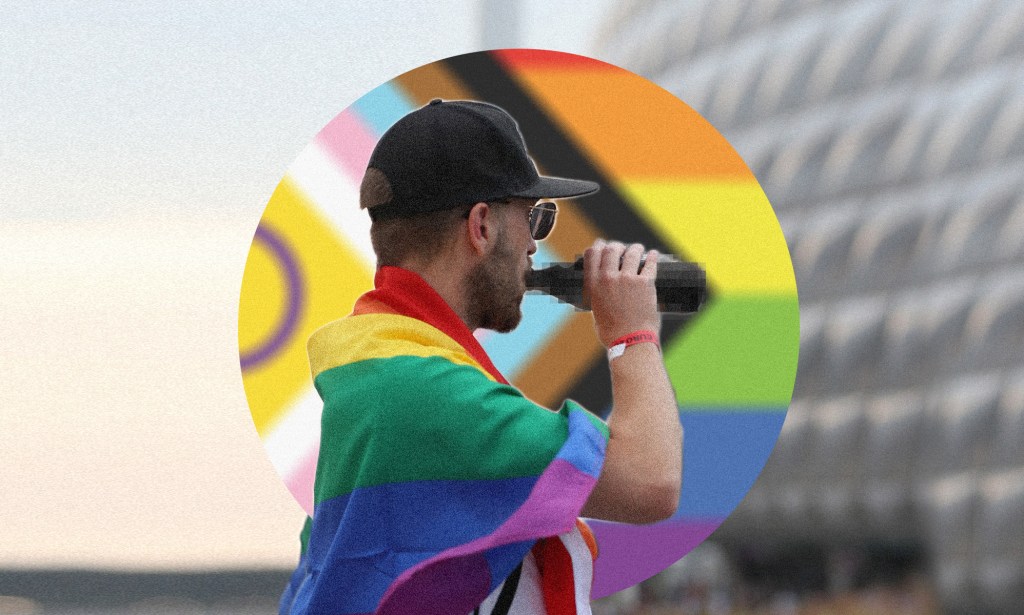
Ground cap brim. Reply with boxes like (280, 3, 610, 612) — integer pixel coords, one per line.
(511, 175, 600, 200)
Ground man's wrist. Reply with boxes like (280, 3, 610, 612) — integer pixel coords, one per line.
(607, 329, 660, 360)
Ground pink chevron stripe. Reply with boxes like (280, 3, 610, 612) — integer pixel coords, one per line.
(376, 458, 597, 615)
(284, 444, 320, 515)
(315, 110, 377, 181)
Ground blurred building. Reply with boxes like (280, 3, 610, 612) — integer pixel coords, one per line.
(597, 0, 1024, 613)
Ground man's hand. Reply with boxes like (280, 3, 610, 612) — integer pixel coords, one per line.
(583, 240, 662, 347)
(580, 239, 682, 525)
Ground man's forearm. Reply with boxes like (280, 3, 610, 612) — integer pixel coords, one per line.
(582, 343, 682, 523)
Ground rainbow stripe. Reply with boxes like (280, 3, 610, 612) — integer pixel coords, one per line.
(241, 49, 799, 600)
(281, 267, 608, 615)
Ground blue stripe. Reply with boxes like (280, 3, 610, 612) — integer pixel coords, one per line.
(674, 408, 787, 518)
(483, 244, 577, 379)
(554, 403, 608, 478)
(352, 80, 416, 137)
(297, 475, 537, 613)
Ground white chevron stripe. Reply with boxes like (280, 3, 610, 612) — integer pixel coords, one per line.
(264, 387, 322, 485)
(287, 142, 377, 269)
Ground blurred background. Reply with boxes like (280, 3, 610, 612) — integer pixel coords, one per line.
(2, 1, 1021, 614)
(593, 1, 1024, 614)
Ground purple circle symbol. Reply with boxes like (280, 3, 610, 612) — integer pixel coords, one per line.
(239, 223, 304, 371)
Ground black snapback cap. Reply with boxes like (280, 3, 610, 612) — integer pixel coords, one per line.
(360, 99, 600, 221)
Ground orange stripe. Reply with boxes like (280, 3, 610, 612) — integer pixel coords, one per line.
(575, 519, 599, 561)
(502, 59, 752, 180)
(531, 537, 577, 615)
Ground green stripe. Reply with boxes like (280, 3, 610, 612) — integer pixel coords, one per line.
(664, 295, 799, 407)
(299, 516, 312, 555)
(312, 355, 572, 504)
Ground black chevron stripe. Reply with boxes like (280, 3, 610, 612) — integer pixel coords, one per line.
(444, 51, 694, 414)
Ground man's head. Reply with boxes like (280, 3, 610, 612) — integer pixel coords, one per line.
(360, 99, 600, 330)
(360, 99, 598, 222)
(462, 198, 540, 332)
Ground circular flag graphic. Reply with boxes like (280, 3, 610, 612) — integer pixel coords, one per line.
(239, 49, 799, 598)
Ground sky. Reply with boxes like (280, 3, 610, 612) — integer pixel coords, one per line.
(2, 0, 621, 221)
(1, 0, 623, 570)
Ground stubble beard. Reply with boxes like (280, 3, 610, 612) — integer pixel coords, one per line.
(465, 231, 526, 333)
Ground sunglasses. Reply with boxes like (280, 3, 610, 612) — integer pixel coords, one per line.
(463, 200, 558, 240)
(526, 201, 557, 240)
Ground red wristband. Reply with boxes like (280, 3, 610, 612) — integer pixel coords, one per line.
(607, 330, 660, 360)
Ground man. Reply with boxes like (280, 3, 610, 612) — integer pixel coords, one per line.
(280, 99, 682, 615)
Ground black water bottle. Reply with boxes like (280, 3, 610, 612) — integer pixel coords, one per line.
(526, 255, 707, 314)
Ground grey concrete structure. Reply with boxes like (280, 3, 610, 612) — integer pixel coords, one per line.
(598, 1, 1024, 612)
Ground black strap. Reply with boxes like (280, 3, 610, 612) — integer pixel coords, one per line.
(491, 562, 522, 615)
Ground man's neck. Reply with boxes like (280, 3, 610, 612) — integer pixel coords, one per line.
(398, 261, 476, 331)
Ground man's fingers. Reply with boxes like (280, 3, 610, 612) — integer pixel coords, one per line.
(584, 239, 605, 279)
(640, 249, 659, 279)
(621, 243, 645, 276)
(583, 239, 605, 308)
(601, 241, 626, 274)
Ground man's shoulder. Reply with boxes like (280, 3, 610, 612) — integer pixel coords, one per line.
(307, 313, 495, 385)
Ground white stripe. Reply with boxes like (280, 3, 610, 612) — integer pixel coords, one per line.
(287, 142, 378, 269)
(472, 552, 544, 615)
(263, 387, 323, 480)
(561, 525, 596, 615)
(471, 525, 596, 615)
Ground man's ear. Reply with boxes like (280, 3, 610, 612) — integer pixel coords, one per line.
(465, 202, 493, 256)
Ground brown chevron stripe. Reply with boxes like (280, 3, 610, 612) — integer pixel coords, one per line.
(512, 311, 604, 409)
(394, 60, 474, 103)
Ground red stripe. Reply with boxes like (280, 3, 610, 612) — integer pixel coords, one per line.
(492, 48, 615, 72)
(531, 537, 577, 615)
(353, 266, 509, 384)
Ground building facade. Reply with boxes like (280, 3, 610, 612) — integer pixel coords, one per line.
(598, 1, 1024, 612)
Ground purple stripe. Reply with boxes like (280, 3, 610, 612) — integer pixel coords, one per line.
(376, 458, 597, 615)
(239, 223, 304, 370)
(589, 518, 723, 598)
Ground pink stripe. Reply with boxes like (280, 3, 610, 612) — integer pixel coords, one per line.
(376, 458, 597, 615)
(284, 444, 319, 515)
(315, 110, 377, 180)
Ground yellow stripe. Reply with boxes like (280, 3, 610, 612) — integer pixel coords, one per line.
(619, 180, 797, 294)
(240, 177, 374, 436)
(308, 313, 495, 382)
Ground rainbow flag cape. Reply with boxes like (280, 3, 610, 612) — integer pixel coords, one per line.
(280, 266, 609, 615)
